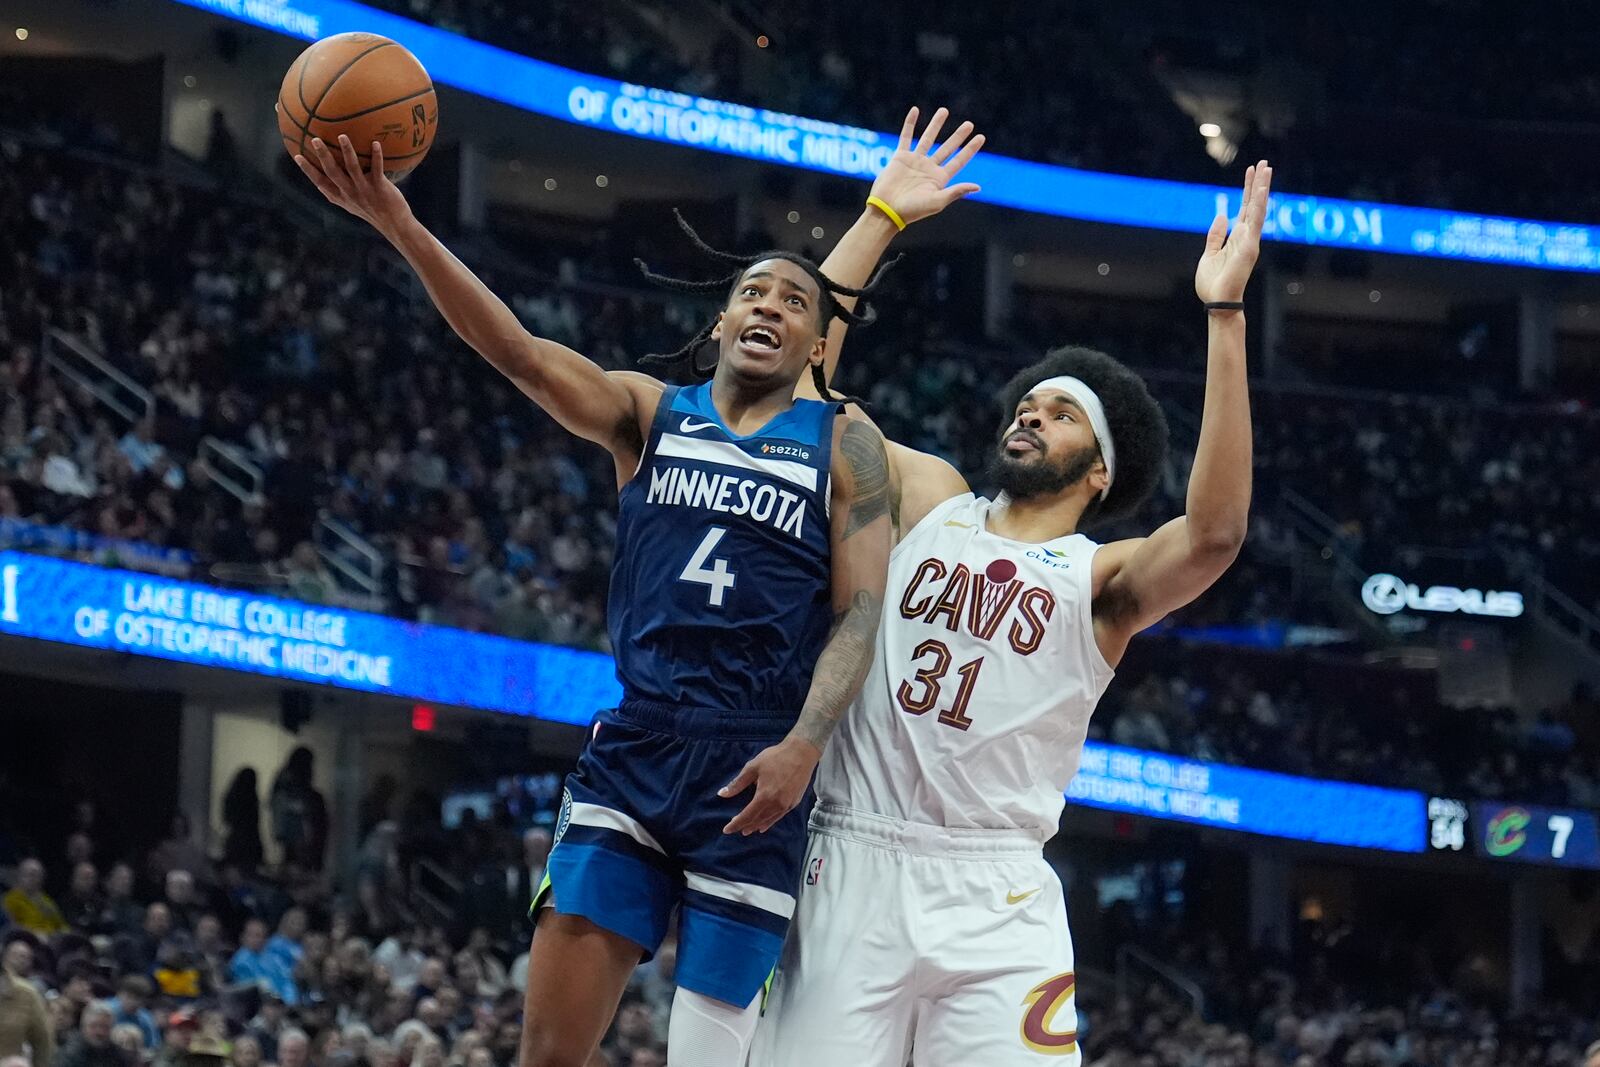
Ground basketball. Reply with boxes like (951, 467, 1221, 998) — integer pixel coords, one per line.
(276, 33, 438, 181)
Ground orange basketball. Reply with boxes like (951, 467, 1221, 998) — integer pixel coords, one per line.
(276, 33, 439, 182)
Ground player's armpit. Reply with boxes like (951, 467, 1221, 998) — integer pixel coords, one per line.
(1091, 516, 1243, 663)
(887, 443, 969, 542)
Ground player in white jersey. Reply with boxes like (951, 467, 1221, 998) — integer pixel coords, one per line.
(751, 110, 1273, 1065)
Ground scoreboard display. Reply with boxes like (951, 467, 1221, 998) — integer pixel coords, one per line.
(1468, 802, 1600, 869)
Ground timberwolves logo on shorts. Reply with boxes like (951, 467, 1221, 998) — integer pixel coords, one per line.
(554, 788, 573, 848)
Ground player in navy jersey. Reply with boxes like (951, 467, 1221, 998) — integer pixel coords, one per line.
(293, 116, 976, 1066)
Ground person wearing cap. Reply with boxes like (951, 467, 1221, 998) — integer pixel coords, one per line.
(753, 119, 1272, 1066)
(152, 1012, 196, 1067)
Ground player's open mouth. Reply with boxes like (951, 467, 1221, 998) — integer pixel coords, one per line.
(738, 324, 783, 352)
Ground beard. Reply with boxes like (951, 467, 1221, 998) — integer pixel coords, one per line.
(987, 435, 1101, 501)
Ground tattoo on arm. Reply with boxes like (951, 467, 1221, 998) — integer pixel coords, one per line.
(839, 420, 890, 539)
(792, 590, 881, 751)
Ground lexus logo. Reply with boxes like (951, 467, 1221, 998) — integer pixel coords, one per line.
(1361, 573, 1408, 615)
(1361, 573, 1524, 618)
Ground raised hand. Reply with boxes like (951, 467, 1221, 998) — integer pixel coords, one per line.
(868, 106, 986, 227)
(1195, 159, 1273, 303)
(293, 134, 415, 238)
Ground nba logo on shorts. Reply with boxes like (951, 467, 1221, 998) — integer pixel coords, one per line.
(805, 856, 824, 886)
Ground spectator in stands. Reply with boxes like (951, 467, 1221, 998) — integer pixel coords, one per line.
(97, 867, 140, 939)
(275, 1030, 308, 1067)
(147, 818, 210, 889)
(269, 753, 326, 874)
(263, 912, 306, 995)
(0, 939, 52, 1067)
(115, 905, 171, 978)
(105, 980, 155, 1052)
(242, 991, 286, 1063)
(107, 1026, 142, 1066)
(52, 1001, 119, 1067)
(2, 863, 66, 938)
(1585, 1040, 1600, 1067)
(161, 874, 200, 935)
(228, 922, 292, 1007)
(58, 866, 100, 934)
(218, 772, 263, 875)
(152, 1012, 193, 1067)
(227, 1035, 259, 1067)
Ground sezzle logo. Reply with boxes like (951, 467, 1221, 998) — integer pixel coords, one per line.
(1026, 546, 1072, 570)
(1361, 573, 1523, 618)
(760, 442, 811, 460)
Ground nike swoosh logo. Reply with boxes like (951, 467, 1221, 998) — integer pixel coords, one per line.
(679, 417, 717, 434)
(1006, 888, 1040, 905)
(944, 519, 976, 529)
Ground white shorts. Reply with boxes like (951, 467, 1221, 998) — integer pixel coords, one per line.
(750, 804, 1081, 1067)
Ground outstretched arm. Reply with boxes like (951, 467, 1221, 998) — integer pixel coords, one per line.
(295, 136, 654, 462)
(803, 106, 986, 395)
(1093, 161, 1273, 665)
(719, 418, 893, 835)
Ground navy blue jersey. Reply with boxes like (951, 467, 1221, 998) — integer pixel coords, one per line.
(607, 382, 839, 714)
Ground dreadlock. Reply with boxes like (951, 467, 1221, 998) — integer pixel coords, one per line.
(633, 210, 896, 407)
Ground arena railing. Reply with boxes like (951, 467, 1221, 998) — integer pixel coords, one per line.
(315, 513, 387, 601)
(1116, 943, 1206, 1019)
(197, 436, 266, 505)
(41, 326, 154, 425)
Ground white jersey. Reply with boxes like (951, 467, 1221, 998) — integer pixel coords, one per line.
(816, 492, 1114, 840)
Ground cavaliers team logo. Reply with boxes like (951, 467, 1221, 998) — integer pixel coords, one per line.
(1019, 972, 1078, 1055)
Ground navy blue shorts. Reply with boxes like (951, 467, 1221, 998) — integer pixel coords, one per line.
(533, 699, 811, 1007)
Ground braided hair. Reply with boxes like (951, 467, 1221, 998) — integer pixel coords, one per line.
(634, 211, 896, 407)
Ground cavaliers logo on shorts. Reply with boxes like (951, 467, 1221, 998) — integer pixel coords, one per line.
(1020, 971, 1078, 1055)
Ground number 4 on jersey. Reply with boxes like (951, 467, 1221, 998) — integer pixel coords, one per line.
(680, 527, 736, 607)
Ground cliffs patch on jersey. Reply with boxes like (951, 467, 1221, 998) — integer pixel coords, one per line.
(899, 557, 1057, 654)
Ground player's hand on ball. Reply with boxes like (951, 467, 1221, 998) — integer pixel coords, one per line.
(295, 134, 414, 236)
(866, 106, 985, 228)
(1194, 159, 1273, 304)
(719, 736, 822, 836)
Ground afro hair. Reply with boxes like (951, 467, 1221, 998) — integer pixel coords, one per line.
(994, 345, 1169, 527)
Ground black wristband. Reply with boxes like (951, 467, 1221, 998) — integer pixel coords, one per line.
(1204, 300, 1245, 312)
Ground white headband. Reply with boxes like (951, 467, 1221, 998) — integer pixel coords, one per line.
(1027, 376, 1116, 500)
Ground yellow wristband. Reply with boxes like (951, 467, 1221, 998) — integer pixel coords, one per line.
(866, 196, 907, 232)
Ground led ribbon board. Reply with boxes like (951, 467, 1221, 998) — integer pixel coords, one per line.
(1068, 742, 1427, 852)
(174, 0, 1600, 271)
(0, 551, 1429, 853)
(0, 551, 620, 723)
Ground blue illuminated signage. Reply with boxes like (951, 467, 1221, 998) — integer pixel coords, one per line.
(0, 551, 620, 723)
(1471, 801, 1600, 869)
(172, 0, 1600, 272)
(1067, 742, 1426, 853)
